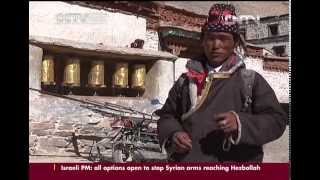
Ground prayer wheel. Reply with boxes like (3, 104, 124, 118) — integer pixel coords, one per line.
(112, 63, 128, 88)
(63, 57, 80, 87)
(41, 55, 55, 85)
(131, 64, 146, 89)
(88, 60, 106, 87)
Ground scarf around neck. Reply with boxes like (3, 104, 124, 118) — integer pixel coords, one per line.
(186, 53, 243, 95)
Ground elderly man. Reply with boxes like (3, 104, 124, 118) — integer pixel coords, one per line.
(157, 3, 287, 162)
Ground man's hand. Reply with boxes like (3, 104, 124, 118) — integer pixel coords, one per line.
(172, 131, 192, 153)
(214, 112, 238, 135)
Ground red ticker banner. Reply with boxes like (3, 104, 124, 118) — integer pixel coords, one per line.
(29, 163, 289, 180)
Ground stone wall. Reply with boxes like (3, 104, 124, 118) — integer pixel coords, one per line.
(29, 1, 147, 48)
(29, 90, 162, 157)
(244, 16, 289, 54)
(246, 18, 289, 40)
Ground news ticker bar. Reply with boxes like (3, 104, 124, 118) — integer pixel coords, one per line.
(29, 163, 289, 180)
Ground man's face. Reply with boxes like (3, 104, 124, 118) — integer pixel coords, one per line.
(202, 31, 236, 66)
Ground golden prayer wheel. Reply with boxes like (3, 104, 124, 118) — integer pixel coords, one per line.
(112, 63, 128, 88)
(131, 64, 146, 89)
(41, 55, 55, 85)
(63, 57, 80, 87)
(88, 60, 106, 88)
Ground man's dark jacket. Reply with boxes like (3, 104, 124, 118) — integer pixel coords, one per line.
(157, 55, 287, 162)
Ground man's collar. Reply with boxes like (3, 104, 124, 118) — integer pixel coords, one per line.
(186, 53, 244, 73)
(206, 63, 222, 72)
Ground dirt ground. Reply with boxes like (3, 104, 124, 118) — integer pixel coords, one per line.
(30, 126, 289, 163)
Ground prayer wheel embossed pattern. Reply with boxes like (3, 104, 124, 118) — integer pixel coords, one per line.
(88, 60, 106, 87)
(113, 63, 128, 88)
(41, 55, 55, 85)
(63, 57, 80, 87)
(131, 64, 146, 89)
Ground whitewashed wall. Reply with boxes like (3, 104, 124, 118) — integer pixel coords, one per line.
(145, 60, 174, 104)
(29, 1, 147, 48)
(244, 57, 289, 103)
(174, 58, 190, 81)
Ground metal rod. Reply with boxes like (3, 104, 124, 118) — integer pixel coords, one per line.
(29, 88, 156, 120)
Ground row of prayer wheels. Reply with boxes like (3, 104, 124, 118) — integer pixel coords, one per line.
(41, 55, 146, 89)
